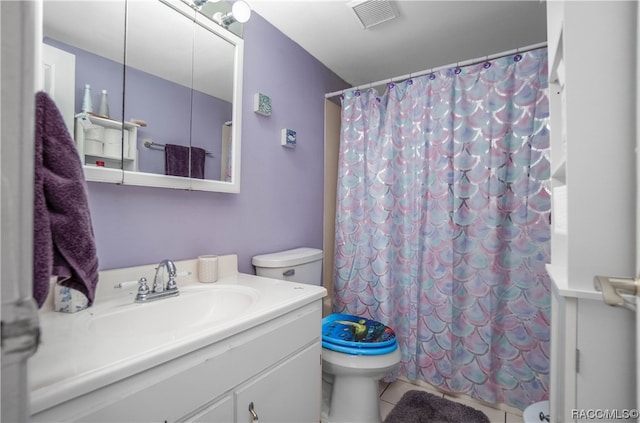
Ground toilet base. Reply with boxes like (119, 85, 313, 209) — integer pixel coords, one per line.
(321, 372, 382, 423)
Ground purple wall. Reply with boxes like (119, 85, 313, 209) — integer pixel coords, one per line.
(86, 13, 349, 274)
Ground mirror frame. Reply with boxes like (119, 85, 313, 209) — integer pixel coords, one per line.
(90, 0, 243, 193)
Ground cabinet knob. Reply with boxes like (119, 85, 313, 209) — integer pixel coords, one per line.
(248, 401, 259, 421)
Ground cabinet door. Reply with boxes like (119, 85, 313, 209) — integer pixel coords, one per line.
(235, 342, 321, 423)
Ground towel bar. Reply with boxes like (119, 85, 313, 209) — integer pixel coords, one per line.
(143, 139, 214, 157)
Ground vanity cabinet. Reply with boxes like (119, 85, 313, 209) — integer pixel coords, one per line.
(31, 301, 323, 422)
(546, 1, 637, 421)
(187, 342, 321, 423)
(232, 343, 321, 423)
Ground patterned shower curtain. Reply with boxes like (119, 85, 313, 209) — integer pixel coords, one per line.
(333, 48, 550, 409)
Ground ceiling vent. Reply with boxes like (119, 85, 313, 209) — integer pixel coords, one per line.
(348, 0, 398, 29)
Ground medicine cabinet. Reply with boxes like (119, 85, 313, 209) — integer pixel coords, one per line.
(42, 0, 243, 193)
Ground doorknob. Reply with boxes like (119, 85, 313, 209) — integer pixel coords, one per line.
(594, 275, 639, 307)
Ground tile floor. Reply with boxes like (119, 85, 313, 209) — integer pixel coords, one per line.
(379, 378, 525, 423)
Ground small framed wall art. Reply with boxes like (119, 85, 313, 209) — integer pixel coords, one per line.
(281, 128, 296, 148)
(253, 93, 272, 116)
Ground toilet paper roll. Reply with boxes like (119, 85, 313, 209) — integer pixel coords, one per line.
(198, 255, 219, 283)
(85, 126, 105, 142)
(84, 139, 103, 156)
(104, 128, 121, 144)
(103, 128, 122, 157)
(103, 142, 121, 157)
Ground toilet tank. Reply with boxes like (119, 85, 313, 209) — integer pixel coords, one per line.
(252, 248, 323, 286)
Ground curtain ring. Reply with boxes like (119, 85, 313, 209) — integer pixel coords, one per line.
(514, 48, 522, 62)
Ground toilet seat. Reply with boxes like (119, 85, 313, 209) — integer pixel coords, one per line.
(322, 314, 397, 355)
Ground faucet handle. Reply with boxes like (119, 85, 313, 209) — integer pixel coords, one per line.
(137, 277, 150, 294)
(166, 275, 178, 291)
(135, 277, 150, 302)
(164, 260, 178, 291)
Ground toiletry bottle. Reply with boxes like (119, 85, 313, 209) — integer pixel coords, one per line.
(81, 84, 93, 113)
(98, 89, 110, 118)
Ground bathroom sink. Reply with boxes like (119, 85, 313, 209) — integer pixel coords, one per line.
(85, 285, 260, 338)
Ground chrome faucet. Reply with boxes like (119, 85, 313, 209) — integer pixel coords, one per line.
(135, 259, 180, 303)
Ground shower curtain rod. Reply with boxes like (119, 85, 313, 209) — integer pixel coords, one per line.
(324, 41, 547, 98)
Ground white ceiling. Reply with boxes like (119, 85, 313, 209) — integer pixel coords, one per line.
(250, 0, 548, 89)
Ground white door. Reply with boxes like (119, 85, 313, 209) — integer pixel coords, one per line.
(636, 2, 640, 410)
(1, 1, 42, 421)
(42, 44, 76, 135)
(598, 2, 640, 413)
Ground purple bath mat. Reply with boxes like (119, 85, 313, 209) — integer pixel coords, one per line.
(384, 390, 491, 423)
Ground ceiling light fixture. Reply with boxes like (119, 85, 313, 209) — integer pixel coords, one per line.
(347, 0, 397, 29)
(213, 0, 252, 28)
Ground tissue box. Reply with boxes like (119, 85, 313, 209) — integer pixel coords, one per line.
(54, 285, 89, 313)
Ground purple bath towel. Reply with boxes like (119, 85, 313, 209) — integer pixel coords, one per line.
(165, 144, 205, 179)
(33, 91, 99, 308)
(190, 146, 205, 179)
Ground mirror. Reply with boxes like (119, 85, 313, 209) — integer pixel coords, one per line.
(191, 17, 235, 183)
(42, 0, 243, 193)
(42, 1, 127, 184)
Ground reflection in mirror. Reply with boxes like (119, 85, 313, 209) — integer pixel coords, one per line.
(124, 0, 236, 183)
(124, 0, 195, 177)
(42, 1, 126, 183)
(191, 19, 235, 181)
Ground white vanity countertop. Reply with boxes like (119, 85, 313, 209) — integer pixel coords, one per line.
(29, 255, 327, 414)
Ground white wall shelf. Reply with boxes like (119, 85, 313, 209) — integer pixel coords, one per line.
(546, 264, 603, 301)
(74, 113, 139, 173)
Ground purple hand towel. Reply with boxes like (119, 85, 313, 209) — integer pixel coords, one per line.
(165, 144, 206, 179)
(165, 144, 190, 178)
(190, 146, 206, 179)
(33, 91, 99, 308)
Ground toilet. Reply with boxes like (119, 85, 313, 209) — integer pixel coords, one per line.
(252, 248, 401, 423)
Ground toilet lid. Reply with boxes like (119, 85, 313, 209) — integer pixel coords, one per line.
(322, 314, 397, 355)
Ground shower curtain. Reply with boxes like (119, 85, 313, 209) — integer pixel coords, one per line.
(333, 48, 550, 409)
